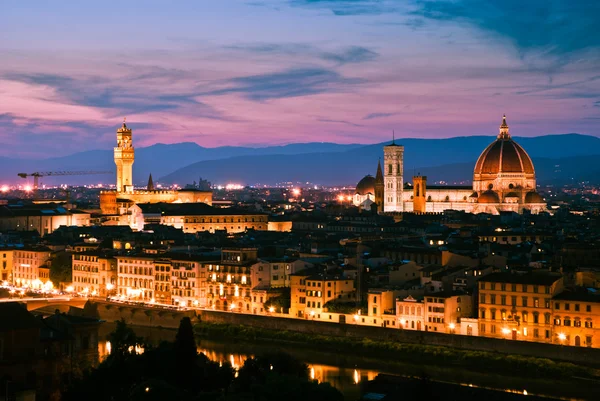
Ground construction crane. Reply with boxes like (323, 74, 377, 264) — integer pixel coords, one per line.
(17, 171, 113, 192)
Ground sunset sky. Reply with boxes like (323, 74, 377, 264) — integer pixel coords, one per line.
(1, 0, 599, 157)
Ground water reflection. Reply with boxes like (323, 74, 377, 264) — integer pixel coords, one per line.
(96, 324, 588, 401)
(98, 338, 377, 400)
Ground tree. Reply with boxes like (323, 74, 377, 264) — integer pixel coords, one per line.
(174, 317, 197, 368)
(49, 251, 72, 285)
(107, 319, 144, 362)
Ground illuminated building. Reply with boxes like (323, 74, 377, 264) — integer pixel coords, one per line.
(353, 161, 384, 211)
(71, 252, 117, 296)
(206, 248, 256, 312)
(383, 139, 404, 212)
(358, 116, 547, 215)
(116, 255, 155, 301)
(100, 122, 213, 215)
(395, 293, 472, 333)
(478, 272, 563, 343)
(11, 247, 52, 288)
(552, 289, 599, 347)
(1, 250, 13, 282)
(128, 202, 268, 233)
(290, 271, 355, 318)
(0, 203, 91, 237)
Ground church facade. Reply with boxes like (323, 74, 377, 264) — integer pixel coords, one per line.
(100, 122, 212, 215)
(354, 116, 546, 215)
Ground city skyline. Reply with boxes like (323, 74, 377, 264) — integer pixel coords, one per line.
(1, 0, 599, 157)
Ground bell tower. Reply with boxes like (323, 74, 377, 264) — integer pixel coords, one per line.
(114, 120, 134, 193)
(383, 132, 404, 212)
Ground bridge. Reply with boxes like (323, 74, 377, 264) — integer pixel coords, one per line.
(0, 297, 89, 312)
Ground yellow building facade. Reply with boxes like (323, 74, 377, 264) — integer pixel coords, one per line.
(71, 252, 117, 296)
(478, 273, 564, 343)
(12, 247, 52, 288)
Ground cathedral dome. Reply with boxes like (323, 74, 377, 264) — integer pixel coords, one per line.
(525, 191, 544, 204)
(478, 190, 500, 203)
(355, 175, 376, 195)
(474, 116, 534, 176)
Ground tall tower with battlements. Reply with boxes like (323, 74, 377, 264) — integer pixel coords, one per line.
(383, 135, 404, 212)
(114, 121, 134, 193)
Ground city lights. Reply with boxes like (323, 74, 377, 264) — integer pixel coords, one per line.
(558, 333, 567, 341)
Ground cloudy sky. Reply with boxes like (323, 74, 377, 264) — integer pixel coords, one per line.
(1, 0, 599, 157)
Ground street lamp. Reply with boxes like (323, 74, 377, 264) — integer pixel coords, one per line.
(449, 322, 456, 333)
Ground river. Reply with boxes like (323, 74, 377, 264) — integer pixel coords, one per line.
(97, 323, 595, 401)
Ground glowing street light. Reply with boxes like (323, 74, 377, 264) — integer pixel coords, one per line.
(106, 283, 114, 291)
(501, 327, 511, 336)
(558, 333, 567, 342)
(269, 306, 275, 313)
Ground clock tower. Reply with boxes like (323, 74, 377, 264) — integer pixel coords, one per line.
(114, 120, 134, 193)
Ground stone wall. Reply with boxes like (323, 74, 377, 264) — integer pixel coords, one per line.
(199, 310, 600, 366)
(81, 301, 197, 329)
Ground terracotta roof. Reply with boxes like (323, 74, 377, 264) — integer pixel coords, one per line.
(474, 138, 535, 175)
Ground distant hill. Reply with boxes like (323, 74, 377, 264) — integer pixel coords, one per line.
(160, 134, 600, 186)
(2, 134, 600, 187)
(0, 142, 363, 186)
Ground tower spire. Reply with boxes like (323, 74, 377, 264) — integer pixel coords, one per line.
(392, 130, 395, 145)
(147, 173, 154, 191)
(498, 114, 510, 139)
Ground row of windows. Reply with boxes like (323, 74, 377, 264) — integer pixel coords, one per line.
(184, 217, 263, 223)
(481, 283, 550, 293)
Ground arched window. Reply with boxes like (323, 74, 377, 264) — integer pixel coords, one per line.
(388, 164, 392, 174)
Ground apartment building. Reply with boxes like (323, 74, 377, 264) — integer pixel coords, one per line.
(116, 255, 155, 301)
(477, 272, 563, 343)
(251, 258, 314, 288)
(12, 247, 52, 288)
(552, 288, 599, 348)
(206, 248, 256, 312)
(290, 270, 355, 318)
(72, 251, 117, 296)
(395, 292, 472, 333)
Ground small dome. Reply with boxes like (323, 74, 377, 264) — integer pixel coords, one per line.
(505, 192, 519, 198)
(525, 191, 544, 203)
(355, 175, 376, 196)
(478, 190, 500, 203)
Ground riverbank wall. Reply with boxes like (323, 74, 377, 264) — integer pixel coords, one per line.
(81, 300, 196, 329)
(198, 309, 600, 367)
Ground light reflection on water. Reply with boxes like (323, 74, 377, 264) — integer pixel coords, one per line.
(97, 324, 588, 401)
(98, 340, 377, 399)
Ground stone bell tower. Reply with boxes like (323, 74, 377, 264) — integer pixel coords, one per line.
(114, 120, 134, 193)
(383, 132, 404, 212)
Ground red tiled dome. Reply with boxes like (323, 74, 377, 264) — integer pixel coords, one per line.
(474, 116, 535, 176)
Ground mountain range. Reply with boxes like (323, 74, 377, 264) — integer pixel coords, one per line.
(2, 134, 599, 187)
